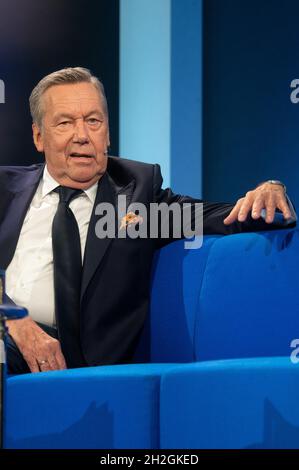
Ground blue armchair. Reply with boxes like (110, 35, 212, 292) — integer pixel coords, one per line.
(5, 228, 299, 449)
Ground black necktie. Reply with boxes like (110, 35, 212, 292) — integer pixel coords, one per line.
(52, 186, 86, 368)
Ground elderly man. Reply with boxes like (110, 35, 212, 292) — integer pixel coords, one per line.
(0, 67, 295, 375)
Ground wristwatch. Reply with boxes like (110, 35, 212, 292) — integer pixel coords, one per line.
(257, 180, 287, 193)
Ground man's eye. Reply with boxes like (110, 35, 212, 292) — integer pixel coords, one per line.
(87, 118, 101, 125)
(58, 121, 71, 126)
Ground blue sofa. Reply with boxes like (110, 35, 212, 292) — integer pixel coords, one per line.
(5, 228, 299, 449)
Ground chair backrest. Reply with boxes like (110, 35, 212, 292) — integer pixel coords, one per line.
(134, 228, 299, 363)
(133, 235, 220, 362)
(195, 228, 299, 360)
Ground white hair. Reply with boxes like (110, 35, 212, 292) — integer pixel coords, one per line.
(29, 67, 108, 128)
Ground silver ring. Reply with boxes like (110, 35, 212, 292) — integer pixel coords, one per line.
(39, 360, 48, 365)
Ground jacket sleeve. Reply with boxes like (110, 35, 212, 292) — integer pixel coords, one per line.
(152, 163, 296, 247)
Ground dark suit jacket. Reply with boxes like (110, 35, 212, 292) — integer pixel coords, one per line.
(0, 156, 294, 366)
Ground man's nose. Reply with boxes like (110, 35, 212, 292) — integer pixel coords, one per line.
(73, 119, 89, 143)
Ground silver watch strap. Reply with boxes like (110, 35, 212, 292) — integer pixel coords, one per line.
(265, 180, 287, 193)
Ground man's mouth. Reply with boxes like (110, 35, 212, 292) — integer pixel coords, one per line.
(69, 153, 94, 158)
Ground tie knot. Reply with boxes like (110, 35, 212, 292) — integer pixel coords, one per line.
(54, 186, 83, 205)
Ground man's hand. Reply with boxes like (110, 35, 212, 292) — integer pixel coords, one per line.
(6, 316, 67, 372)
(223, 182, 292, 225)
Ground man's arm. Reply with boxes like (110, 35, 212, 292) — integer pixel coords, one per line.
(153, 164, 296, 245)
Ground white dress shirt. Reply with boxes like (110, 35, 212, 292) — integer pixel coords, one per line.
(5, 165, 98, 327)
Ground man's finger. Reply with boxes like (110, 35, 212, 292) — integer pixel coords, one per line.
(54, 348, 67, 370)
(26, 358, 40, 373)
(264, 201, 276, 223)
(223, 200, 243, 225)
(43, 355, 59, 371)
(276, 197, 292, 219)
(251, 196, 264, 219)
(236, 196, 254, 222)
(55, 353, 67, 370)
(49, 340, 67, 370)
(38, 360, 52, 372)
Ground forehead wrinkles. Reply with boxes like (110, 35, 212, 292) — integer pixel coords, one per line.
(48, 96, 102, 115)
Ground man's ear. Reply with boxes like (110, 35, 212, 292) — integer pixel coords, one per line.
(32, 123, 44, 153)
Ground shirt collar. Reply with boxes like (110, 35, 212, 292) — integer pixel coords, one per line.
(41, 165, 98, 204)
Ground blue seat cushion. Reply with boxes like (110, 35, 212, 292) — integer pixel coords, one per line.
(6, 363, 180, 449)
(160, 357, 299, 449)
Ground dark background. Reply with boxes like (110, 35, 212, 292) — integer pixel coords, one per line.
(1, 0, 299, 206)
(203, 0, 299, 205)
(0, 0, 119, 166)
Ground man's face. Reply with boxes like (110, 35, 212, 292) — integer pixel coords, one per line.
(32, 82, 110, 189)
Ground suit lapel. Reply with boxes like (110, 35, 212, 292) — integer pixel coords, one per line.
(0, 165, 44, 269)
(0, 161, 135, 300)
(80, 171, 135, 302)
